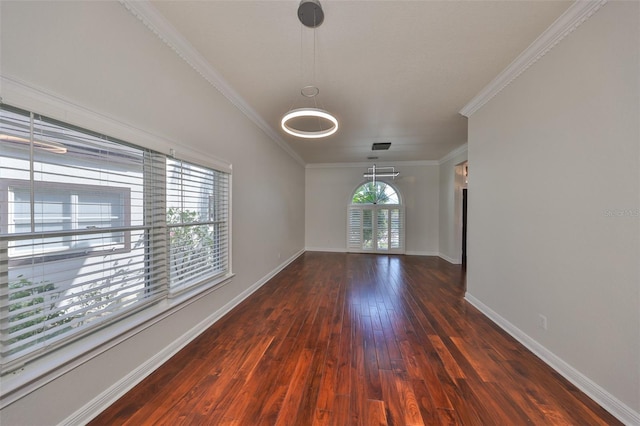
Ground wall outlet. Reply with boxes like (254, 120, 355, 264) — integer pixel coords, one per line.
(538, 314, 548, 331)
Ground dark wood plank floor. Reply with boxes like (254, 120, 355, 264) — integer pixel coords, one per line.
(90, 252, 620, 425)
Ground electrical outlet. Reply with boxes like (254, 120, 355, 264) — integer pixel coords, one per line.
(538, 314, 548, 331)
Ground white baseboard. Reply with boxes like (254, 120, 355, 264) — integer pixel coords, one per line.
(438, 253, 461, 264)
(305, 248, 446, 259)
(405, 251, 440, 257)
(305, 246, 347, 253)
(62, 249, 305, 425)
(465, 293, 640, 426)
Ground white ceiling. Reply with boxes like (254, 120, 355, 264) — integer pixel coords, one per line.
(150, 0, 573, 164)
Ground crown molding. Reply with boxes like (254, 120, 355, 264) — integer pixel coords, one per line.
(305, 146, 468, 169)
(438, 143, 468, 165)
(306, 160, 439, 169)
(119, 0, 306, 166)
(460, 0, 608, 118)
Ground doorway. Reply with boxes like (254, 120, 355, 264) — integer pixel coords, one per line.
(462, 188, 467, 268)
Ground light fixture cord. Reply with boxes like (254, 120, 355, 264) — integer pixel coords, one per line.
(300, 18, 304, 90)
(313, 8, 316, 87)
(313, 8, 325, 131)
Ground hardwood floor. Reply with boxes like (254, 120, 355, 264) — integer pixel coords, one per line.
(90, 252, 620, 425)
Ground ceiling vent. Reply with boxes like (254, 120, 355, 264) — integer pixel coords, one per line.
(372, 142, 391, 151)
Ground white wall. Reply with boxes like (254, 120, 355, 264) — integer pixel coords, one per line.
(438, 147, 468, 263)
(305, 163, 439, 255)
(0, 1, 305, 424)
(467, 0, 639, 420)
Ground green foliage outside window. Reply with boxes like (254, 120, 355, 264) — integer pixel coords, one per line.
(167, 207, 215, 282)
(352, 182, 398, 205)
(8, 275, 118, 350)
(8, 276, 72, 350)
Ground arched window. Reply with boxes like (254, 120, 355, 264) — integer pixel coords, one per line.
(348, 182, 404, 253)
(351, 181, 399, 205)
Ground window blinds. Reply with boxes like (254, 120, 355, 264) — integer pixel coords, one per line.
(0, 104, 230, 371)
(166, 159, 229, 294)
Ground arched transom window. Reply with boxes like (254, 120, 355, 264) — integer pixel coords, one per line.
(351, 182, 399, 205)
(348, 182, 404, 253)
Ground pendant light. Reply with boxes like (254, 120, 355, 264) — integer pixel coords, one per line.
(281, 0, 338, 139)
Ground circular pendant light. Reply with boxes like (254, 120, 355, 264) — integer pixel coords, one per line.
(281, 0, 338, 139)
(281, 107, 338, 138)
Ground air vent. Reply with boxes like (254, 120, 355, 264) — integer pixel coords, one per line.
(372, 142, 391, 151)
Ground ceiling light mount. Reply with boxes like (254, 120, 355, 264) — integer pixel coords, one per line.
(301, 85, 320, 98)
(298, 0, 324, 28)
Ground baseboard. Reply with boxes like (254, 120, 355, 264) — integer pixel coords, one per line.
(405, 251, 440, 257)
(465, 293, 640, 426)
(305, 246, 347, 253)
(304, 248, 446, 258)
(62, 249, 305, 425)
(438, 253, 461, 264)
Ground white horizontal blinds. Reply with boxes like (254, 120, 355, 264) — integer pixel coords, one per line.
(166, 158, 229, 293)
(0, 105, 166, 366)
(145, 151, 168, 302)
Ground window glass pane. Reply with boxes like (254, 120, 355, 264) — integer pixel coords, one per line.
(352, 182, 398, 205)
(362, 229, 373, 250)
(12, 187, 72, 252)
(377, 209, 389, 250)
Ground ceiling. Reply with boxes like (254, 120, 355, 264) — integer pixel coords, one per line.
(149, 0, 573, 164)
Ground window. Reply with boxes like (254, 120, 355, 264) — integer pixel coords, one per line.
(0, 104, 231, 372)
(166, 159, 229, 293)
(348, 182, 404, 253)
(351, 181, 399, 205)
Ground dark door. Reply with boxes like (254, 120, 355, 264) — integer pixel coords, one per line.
(462, 188, 468, 268)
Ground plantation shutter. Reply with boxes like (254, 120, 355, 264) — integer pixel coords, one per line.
(389, 207, 405, 251)
(0, 105, 167, 368)
(347, 205, 404, 254)
(347, 206, 363, 251)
